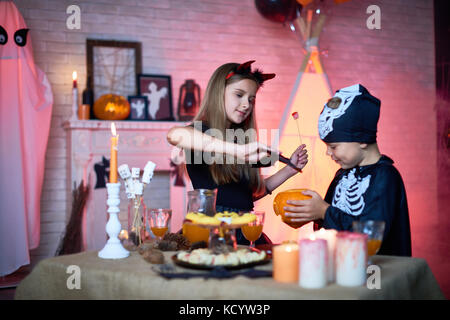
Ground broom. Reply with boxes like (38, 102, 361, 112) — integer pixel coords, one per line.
(55, 180, 90, 256)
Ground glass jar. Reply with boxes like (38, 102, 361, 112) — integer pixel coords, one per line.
(182, 189, 217, 245)
(187, 188, 217, 216)
(125, 196, 146, 247)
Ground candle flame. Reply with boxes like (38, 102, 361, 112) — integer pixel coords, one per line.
(111, 122, 117, 136)
(72, 71, 77, 81)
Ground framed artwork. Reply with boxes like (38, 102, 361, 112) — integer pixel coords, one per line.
(127, 95, 149, 121)
(137, 74, 174, 121)
(86, 40, 142, 101)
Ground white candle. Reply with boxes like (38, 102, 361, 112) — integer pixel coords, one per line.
(335, 231, 368, 287)
(71, 71, 78, 120)
(299, 236, 328, 289)
(314, 228, 337, 283)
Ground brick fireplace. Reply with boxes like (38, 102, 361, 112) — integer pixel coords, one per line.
(63, 120, 189, 251)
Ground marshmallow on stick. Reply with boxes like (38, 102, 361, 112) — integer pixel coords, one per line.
(118, 164, 135, 199)
(142, 161, 156, 185)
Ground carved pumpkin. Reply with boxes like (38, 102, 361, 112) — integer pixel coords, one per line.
(273, 189, 312, 229)
(93, 94, 130, 120)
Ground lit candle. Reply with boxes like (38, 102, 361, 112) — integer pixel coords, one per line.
(335, 231, 368, 287)
(299, 235, 328, 289)
(314, 228, 337, 283)
(110, 122, 118, 183)
(273, 242, 299, 283)
(72, 71, 77, 88)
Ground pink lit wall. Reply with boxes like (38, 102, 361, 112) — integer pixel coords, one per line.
(12, 0, 447, 296)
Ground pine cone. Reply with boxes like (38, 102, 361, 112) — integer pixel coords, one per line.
(163, 233, 191, 250)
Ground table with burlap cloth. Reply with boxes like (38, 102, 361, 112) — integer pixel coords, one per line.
(15, 251, 444, 300)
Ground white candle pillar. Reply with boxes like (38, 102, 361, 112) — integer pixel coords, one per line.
(335, 231, 367, 286)
(314, 228, 337, 283)
(299, 237, 328, 289)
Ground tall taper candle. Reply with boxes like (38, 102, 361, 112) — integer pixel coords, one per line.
(110, 122, 118, 183)
(71, 71, 78, 120)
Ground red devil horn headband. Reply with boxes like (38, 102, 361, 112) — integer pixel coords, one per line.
(225, 60, 276, 85)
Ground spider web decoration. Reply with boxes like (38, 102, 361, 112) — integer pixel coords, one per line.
(93, 46, 136, 100)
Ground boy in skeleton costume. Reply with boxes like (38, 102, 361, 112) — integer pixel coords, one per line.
(284, 84, 411, 256)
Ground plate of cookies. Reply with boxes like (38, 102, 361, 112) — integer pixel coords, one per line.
(172, 247, 271, 270)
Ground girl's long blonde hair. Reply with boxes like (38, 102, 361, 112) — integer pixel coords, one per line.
(193, 62, 265, 196)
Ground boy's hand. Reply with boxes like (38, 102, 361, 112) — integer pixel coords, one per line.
(283, 190, 330, 222)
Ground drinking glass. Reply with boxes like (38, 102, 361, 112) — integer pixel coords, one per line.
(352, 220, 385, 264)
(241, 211, 265, 248)
(147, 209, 171, 241)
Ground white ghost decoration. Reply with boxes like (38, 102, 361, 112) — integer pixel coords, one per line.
(0, 2, 53, 276)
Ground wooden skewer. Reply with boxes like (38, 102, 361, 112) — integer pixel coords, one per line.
(295, 121, 303, 146)
(292, 112, 303, 146)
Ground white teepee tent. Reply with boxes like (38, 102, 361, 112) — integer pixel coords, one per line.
(255, 10, 339, 243)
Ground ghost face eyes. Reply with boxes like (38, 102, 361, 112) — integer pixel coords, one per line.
(0, 26, 7, 45)
(0, 26, 29, 47)
(14, 29, 29, 47)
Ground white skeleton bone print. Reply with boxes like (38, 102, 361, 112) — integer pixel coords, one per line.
(332, 168, 371, 216)
(318, 84, 362, 139)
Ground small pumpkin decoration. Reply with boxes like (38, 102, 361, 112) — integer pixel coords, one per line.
(93, 94, 130, 120)
(273, 189, 312, 229)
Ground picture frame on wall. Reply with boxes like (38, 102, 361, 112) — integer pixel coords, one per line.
(127, 95, 149, 121)
(137, 74, 175, 121)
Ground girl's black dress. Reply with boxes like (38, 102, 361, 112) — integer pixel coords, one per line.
(184, 123, 271, 245)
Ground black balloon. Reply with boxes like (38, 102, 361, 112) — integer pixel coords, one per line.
(254, 0, 301, 24)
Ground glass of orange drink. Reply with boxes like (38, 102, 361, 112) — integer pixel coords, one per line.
(352, 220, 385, 264)
(147, 208, 171, 241)
(241, 211, 265, 248)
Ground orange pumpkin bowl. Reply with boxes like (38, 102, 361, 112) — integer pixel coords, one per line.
(273, 189, 312, 229)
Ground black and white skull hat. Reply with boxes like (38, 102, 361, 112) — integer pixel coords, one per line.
(318, 84, 381, 144)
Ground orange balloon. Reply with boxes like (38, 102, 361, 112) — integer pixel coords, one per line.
(296, 0, 314, 6)
(273, 189, 312, 229)
(93, 94, 130, 120)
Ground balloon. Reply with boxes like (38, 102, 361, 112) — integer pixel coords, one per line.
(297, 0, 313, 6)
(255, 0, 302, 24)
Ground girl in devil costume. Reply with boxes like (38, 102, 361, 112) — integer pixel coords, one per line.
(167, 61, 308, 245)
(283, 84, 412, 256)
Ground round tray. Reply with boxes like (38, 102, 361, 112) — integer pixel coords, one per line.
(172, 253, 271, 271)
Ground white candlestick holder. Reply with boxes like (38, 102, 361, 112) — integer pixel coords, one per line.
(98, 182, 130, 259)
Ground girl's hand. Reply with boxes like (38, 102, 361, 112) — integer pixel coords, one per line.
(283, 189, 329, 222)
(286, 144, 308, 174)
(237, 141, 276, 163)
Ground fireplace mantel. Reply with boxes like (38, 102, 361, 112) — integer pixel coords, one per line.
(63, 119, 190, 251)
